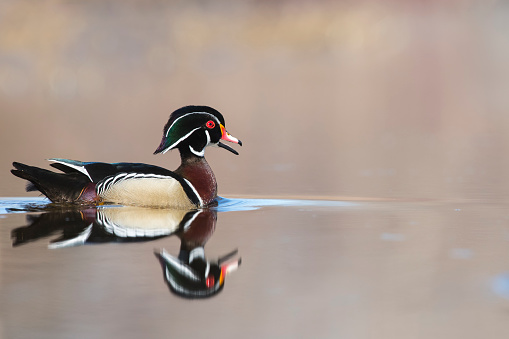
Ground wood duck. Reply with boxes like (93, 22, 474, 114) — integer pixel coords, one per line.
(11, 105, 242, 208)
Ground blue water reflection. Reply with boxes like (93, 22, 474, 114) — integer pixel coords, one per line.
(492, 273, 509, 299)
(215, 196, 356, 212)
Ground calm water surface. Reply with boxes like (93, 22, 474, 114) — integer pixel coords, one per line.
(2, 196, 509, 339)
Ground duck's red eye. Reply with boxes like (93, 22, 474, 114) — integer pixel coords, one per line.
(206, 120, 215, 129)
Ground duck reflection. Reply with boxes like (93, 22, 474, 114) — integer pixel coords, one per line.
(11, 205, 241, 298)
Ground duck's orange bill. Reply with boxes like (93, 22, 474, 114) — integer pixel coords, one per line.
(220, 124, 242, 146)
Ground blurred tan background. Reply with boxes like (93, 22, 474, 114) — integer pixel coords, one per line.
(1, 0, 509, 201)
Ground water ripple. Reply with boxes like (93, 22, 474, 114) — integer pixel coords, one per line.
(0, 196, 356, 214)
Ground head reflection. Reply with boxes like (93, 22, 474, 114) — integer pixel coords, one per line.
(154, 208, 241, 298)
(12, 205, 240, 298)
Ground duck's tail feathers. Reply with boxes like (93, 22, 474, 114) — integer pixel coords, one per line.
(11, 162, 90, 203)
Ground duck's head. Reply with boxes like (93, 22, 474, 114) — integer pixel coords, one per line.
(154, 105, 242, 157)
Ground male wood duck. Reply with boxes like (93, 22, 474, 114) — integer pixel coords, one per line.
(11, 105, 242, 208)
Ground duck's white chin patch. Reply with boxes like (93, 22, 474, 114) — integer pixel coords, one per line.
(188, 130, 210, 157)
(189, 145, 205, 157)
